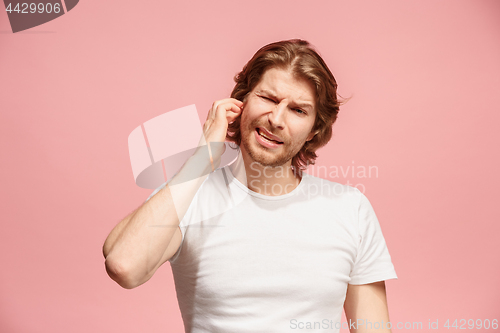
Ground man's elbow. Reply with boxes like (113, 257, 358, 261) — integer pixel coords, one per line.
(102, 242, 112, 260)
(104, 258, 142, 289)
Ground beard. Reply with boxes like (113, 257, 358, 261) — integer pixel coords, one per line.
(240, 115, 305, 168)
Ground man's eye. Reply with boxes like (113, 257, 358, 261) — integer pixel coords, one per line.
(261, 96, 276, 103)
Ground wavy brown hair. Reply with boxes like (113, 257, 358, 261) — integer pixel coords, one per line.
(226, 39, 342, 172)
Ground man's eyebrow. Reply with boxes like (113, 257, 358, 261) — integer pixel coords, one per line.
(256, 89, 314, 110)
(256, 89, 276, 96)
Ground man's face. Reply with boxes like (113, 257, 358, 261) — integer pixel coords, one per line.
(239, 67, 318, 168)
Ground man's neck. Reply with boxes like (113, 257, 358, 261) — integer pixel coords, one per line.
(228, 148, 301, 196)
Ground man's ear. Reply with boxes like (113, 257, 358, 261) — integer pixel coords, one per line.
(240, 95, 249, 113)
(306, 130, 319, 142)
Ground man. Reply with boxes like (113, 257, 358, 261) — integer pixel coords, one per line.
(103, 39, 397, 333)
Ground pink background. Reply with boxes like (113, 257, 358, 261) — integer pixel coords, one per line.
(1, 0, 499, 332)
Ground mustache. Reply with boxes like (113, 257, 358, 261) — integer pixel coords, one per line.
(248, 121, 285, 143)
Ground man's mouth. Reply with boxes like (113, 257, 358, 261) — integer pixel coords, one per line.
(256, 128, 283, 144)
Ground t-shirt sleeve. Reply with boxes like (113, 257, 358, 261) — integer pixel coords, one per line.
(349, 189, 398, 285)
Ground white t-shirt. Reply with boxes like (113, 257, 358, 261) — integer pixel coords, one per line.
(146, 165, 397, 333)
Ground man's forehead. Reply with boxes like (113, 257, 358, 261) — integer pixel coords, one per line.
(256, 88, 313, 104)
(258, 68, 315, 97)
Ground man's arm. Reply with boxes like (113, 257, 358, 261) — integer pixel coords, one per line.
(343, 281, 393, 333)
(102, 98, 243, 289)
(103, 153, 211, 289)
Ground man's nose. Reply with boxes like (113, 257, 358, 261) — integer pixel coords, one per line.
(268, 100, 287, 129)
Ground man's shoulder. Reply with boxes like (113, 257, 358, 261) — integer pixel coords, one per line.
(192, 166, 231, 196)
(301, 172, 362, 201)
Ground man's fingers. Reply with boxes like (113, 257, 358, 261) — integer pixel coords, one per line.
(209, 98, 243, 121)
(203, 99, 243, 148)
(227, 104, 244, 123)
(199, 99, 243, 163)
(215, 102, 242, 123)
(208, 102, 241, 129)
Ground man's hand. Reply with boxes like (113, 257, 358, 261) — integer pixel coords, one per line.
(198, 98, 243, 168)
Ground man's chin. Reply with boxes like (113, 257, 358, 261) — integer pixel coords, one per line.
(252, 159, 285, 168)
(241, 129, 295, 167)
(246, 146, 292, 168)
